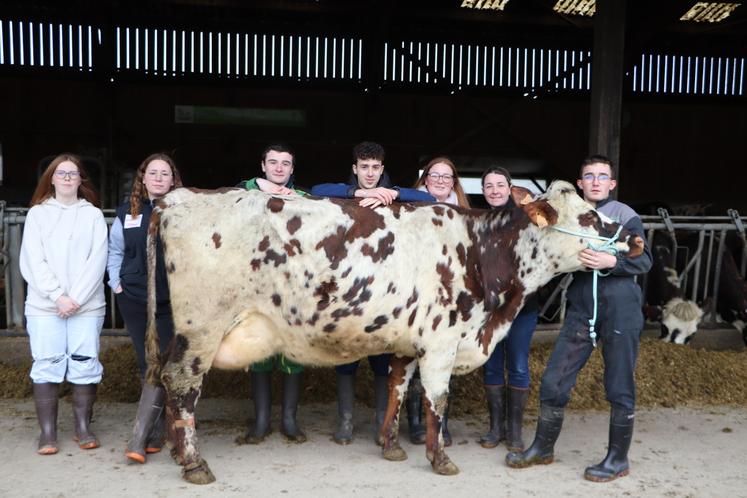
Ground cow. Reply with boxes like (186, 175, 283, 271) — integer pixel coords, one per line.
(675, 233, 747, 345)
(644, 231, 703, 344)
(143, 180, 645, 484)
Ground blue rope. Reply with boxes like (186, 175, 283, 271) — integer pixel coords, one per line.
(551, 225, 623, 347)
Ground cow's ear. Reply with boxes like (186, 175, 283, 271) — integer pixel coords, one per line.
(511, 186, 534, 206)
(522, 199, 559, 228)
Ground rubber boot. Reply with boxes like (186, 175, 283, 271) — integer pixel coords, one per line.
(145, 410, 166, 454)
(584, 407, 635, 482)
(506, 404, 564, 468)
(125, 383, 165, 463)
(333, 373, 355, 445)
(372, 375, 389, 445)
(280, 373, 307, 443)
(243, 371, 272, 444)
(72, 383, 100, 450)
(406, 377, 426, 444)
(33, 382, 59, 455)
(506, 387, 529, 452)
(441, 397, 452, 447)
(478, 385, 506, 448)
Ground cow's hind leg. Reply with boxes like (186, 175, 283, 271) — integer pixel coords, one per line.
(420, 358, 459, 476)
(380, 356, 417, 462)
(161, 335, 217, 485)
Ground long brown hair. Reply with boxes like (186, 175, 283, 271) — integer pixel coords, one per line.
(30, 154, 100, 207)
(414, 156, 470, 208)
(129, 153, 183, 216)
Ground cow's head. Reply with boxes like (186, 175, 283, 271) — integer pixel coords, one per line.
(511, 180, 645, 275)
(659, 297, 704, 345)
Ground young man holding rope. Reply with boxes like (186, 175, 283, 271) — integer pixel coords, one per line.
(506, 155, 652, 482)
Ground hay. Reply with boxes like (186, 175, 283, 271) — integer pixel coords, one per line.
(1, 339, 745, 415)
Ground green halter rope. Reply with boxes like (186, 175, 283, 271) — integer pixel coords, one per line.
(550, 225, 624, 347)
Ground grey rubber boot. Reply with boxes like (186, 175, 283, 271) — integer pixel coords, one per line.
(441, 397, 452, 447)
(372, 375, 389, 445)
(280, 373, 307, 443)
(505, 404, 564, 468)
(33, 382, 60, 455)
(506, 387, 529, 452)
(584, 407, 634, 482)
(333, 373, 355, 445)
(406, 377, 426, 444)
(125, 383, 165, 463)
(478, 385, 506, 448)
(72, 383, 100, 450)
(243, 371, 272, 444)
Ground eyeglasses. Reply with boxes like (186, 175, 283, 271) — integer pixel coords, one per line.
(427, 173, 454, 183)
(54, 170, 80, 179)
(581, 173, 611, 182)
(146, 170, 173, 178)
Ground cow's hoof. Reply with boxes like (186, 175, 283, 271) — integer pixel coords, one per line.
(182, 459, 216, 485)
(382, 444, 408, 461)
(432, 454, 460, 476)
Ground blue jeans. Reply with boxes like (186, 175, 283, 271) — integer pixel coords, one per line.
(336, 354, 391, 376)
(483, 310, 538, 389)
(26, 314, 105, 384)
(539, 312, 641, 411)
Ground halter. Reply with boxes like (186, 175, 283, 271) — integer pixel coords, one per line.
(550, 225, 624, 347)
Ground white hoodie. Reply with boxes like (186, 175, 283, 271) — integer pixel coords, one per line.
(20, 197, 108, 316)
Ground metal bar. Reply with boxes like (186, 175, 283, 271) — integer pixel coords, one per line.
(702, 230, 715, 304)
(710, 230, 727, 322)
(689, 230, 705, 302)
(8, 223, 24, 329)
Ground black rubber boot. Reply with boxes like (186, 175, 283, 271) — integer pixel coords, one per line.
(125, 383, 165, 463)
(441, 397, 452, 447)
(33, 382, 59, 455)
(72, 383, 100, 450)
(584, 407, 635, 482)
(333, 373, 355, 445)
(478, 385, 506, 448)
(242, 371, 272, 444)
(280, 373, 307, 443)
(506, 387, 529, 452)
(406, 377, 426, 445)
(505, 404, 564, 468)
(372, 375, 389, 445)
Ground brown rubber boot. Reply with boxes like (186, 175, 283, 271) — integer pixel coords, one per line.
(33, 382, 60, 455)
(72, 383, 100, 450)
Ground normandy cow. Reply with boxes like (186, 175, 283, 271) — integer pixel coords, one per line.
(143, 180, 645, 484)
(645, 231, 703, 344)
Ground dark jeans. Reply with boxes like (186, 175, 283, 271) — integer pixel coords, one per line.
(335, 353, 391, 376)
(539, 312, 640, 411)
(116, 292, 175, 377)
(483, 310, 538, 388)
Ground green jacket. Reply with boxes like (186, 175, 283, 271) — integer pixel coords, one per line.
(241, 177, 308, 196)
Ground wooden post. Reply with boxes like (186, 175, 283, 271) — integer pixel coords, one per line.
(589, 0, 627, 193)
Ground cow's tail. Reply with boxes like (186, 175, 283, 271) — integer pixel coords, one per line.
(144, 207, 163, 386)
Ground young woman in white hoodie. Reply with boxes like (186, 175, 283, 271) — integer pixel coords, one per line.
(20, 153, 108, 455)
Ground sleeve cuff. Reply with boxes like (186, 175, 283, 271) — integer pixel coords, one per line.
(49, 288, 64, 303)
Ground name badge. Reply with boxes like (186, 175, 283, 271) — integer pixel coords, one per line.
(124, 214, 143, 229)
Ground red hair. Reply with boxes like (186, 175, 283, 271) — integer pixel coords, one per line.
(129, 153, 183, 217)
(30, 154, 100, 207)
(414, 156, 470, 208)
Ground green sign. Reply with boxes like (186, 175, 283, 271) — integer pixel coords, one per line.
(175, 105, 306, 127)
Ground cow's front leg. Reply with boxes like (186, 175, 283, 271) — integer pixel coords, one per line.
(380, 356, 417, 461)
(420, 360, 459, 476)
(161, 337, 216, 485)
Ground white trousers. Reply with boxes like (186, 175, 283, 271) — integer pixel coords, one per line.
(26, 315, 105, 384)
